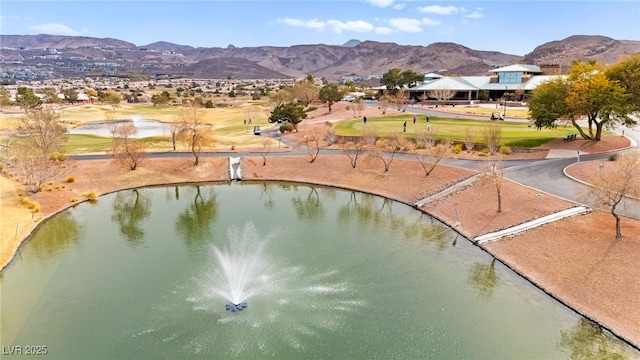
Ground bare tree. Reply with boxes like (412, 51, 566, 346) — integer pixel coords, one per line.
(391, 89, 408, 111)
(351, 98, 365, 118)
(110, 123, 146, 170)
(429, 89, 457, 107)
(325, 125, 338, 146)
(412, 140, 449, 176)
(362, 125, 377, 147)
(480, 159, 505, 212)
(341, 138, 368, 169)
(370, 133, 405, 172)
(298, 126, 324, 163)
(9, 108, 68, 192)
(377, 95, 390, 115)
(15, 107, 66, 158)
(259, 137, 271, 166)
(175, 105, 214, 166)
(464, 126, 475, 153)
(481, 124, 502, 155)
(579, 152, 640, 238)
(12, 145, 67, 193)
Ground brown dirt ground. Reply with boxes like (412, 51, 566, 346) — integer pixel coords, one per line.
(1, 102, 638, 348)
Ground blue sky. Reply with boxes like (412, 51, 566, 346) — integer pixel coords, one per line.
(1, 1, 639, 55)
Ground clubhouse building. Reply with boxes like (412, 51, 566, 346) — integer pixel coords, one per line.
(376, 64, 563, 104)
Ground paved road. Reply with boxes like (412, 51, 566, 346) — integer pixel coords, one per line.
(71, 111, 640, 219)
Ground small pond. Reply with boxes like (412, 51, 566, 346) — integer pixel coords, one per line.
(65, 115, 169, 138)
(0, 182, 636, 359)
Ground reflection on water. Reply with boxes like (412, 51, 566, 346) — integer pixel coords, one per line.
(1, 183, 637, 359)
(111, 189, 151, 247)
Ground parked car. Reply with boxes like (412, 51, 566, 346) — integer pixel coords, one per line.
(253, 126, 261, 135)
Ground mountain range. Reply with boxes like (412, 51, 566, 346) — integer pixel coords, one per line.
(0, 34, 638, 82)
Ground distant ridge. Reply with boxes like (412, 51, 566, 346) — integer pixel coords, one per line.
(1, 34, 638, 81)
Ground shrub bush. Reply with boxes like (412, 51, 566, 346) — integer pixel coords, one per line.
(66, 176, 76, 183)
(83, 190, 99, 201)
(499, 145, 512, 155)
(453, 144, 463, 154)
(49, 152, 67, 161)
(609, 153, 618, 161)
(305, 106, 318, 112)
(279, 123, 294, 133)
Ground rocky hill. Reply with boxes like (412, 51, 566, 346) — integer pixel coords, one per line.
(1, 34, 638, 82)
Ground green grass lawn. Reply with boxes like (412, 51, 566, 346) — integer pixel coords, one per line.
(334, 114, 588, 148)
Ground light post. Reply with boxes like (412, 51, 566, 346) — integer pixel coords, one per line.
(503, 86, 507, 118)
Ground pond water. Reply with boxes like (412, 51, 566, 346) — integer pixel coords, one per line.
(0, 182, 635, 359)
(65, 115, 169, 138)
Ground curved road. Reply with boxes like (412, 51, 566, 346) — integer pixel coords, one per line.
(71, 108, 640, 219)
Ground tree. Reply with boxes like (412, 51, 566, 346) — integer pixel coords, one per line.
(175, 105, 214, 166)
(101, 90, 122, 110)
(0, 85, 12, 107)
(480, 159, 505, 213)
(259, 137, 271, 166)
(341, 138, 367, 169)
(380, 68, 424, 95)
(110, 123, 146, 170)
(41, 87, 61, 105)
(428, 89, 457, 107)
(391, 89, 408, 111)
(268, 101, 307, 132)
(481, 124, 502, 155)
(579, 152, 640, 238)
(377, 92, 390, 114)
(412, 140, 448, 177)
(293, 78, 318, 106)
(351, 98, 365, 118)
(10, 108, 68, 192)
(61, 87, 78, 104)
(606, 55, 640, 115)
(151, 91, 171, 107)
(298, 125, 325, 163)
(528, 60, 636, 140)
(268, 87, 294, 107)
(14, 87, 42, 110)
(565, 61, 631, 140)
(318, 83, 343, 112)
(528, 77, 569, 129)
(463, 127, 475, 152)
(15, 107, 66, 158)
(370, 133, 405, 172)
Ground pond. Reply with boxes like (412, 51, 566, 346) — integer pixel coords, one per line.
(0, 182, 635, 359)
(65, 115, 169, 138)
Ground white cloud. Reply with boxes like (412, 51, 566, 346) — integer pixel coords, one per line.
(364, 0, 395, 8)
(388, 18, 423, 33)
(278, 18, 326, 31)
(422, 18, 441, 26)
(393, 3, 405, 10)
(417, 5, 460, 15)
(327, 20, 375, 34)
(29, 23, 82, 36)
(375, 27, 396, 34)
(464, 11, 484, 19)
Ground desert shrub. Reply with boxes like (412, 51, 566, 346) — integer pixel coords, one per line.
(66, 176, 76, 183)
(279, 123, 294, 133)
(20, 197, 40, 212)
(49, 152, 67, 161)
(453, 144, 463, 154)
(305, 106, 318, 112)
(70, 197, 79, 203)
(499, 145, 512, 155)
(609, 153, 618, 161)
(482, 148, 490, 154)
(83, 190, 99, 201)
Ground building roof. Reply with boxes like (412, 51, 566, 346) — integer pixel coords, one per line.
(489, 64, 542, 73)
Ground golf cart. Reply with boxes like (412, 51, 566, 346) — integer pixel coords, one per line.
(490, 112, 504, 121)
